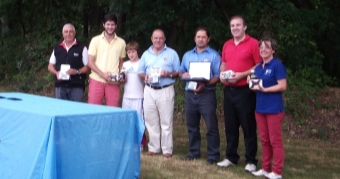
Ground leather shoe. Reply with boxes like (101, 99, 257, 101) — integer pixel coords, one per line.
(146, 151, 157, 156)
(181, 155, 199, 161)
(207, 159, 218, 165)
(163, 153, 172, 158)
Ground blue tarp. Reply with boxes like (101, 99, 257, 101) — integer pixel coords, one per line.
(0, 92, 145, 179)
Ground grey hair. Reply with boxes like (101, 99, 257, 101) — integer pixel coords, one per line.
(62, 23, 76, 33)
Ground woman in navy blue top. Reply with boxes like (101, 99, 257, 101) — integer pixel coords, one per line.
(250, 37, 287, 179)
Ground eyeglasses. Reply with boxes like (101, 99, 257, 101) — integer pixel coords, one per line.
(259, 46, 272, 50)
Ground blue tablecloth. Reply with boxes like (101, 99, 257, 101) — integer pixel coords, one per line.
(0, 92, 145, 179)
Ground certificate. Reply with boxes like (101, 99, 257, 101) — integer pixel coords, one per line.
(181, 62, 211, 82)
(58, 64, 70, 80)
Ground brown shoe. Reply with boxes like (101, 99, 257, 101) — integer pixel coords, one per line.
(163, 153, 172, 158)
(146, 151, 156, 156)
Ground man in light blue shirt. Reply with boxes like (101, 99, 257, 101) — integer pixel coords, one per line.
(179, 27, 221, 164)
(138, 29, 180, 158)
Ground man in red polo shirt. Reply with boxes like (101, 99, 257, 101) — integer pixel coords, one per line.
(217, 15, 262, 172)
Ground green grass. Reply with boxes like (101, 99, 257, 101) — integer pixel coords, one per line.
(140, 119, 340, 179)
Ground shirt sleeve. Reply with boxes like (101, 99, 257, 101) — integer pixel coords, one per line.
(172, 51, 181, 72)
(180, 53, 188, 73)
(49, 50, 56, 64)
(88, 38, 97, 56)
(120, 41, 126, 58)
(275, 61, 286, 80)
(212, 52, 221, 77)
(82, 47, 88, 65)
(138, 53, 146, 74)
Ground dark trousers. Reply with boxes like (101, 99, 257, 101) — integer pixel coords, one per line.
(185, 90, 220, 161)
(55, 87, 84, 102)
(223, 86, 258, 165)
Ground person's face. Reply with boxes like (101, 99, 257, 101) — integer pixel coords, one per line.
(259, 41, 275, 60)
(194, 30, 210, 49)
(62, 25, 76, 43)
(151, 30, 166, 50)
(103, 20, 116, 35)
(230, 18, 247, 39)
(127, 49, 138, 62)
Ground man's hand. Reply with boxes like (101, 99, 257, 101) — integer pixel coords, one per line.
(56, 71, 61, 80)
(194, 82, 206, 93)
(181, 72, 190, 78)
(219, 72, 227, 85)
(227, 72, 243, 84)
(100, 72, 111, 82)
(160, 70, 169, 77)
(66, 68, 77, 75)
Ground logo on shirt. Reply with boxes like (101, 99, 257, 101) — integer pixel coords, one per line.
(74, 53, 79, 57)
(204, 58, 209, 62)
(164, 57, 167, 61)
(265, 69, 272, 75)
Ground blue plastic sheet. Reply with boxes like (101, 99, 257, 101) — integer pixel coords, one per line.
(0, 92, 145, 179)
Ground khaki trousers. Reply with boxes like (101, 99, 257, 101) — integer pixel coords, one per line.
(144, 85, 174, 154)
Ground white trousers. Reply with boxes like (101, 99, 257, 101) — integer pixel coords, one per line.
(144, 85, 174, 154)
(122, 98, 144, 121)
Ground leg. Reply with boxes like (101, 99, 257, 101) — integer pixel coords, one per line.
(144, 86, 161, 153)
(185, 91, 202, 158)
(267, 112, 285, 175)
(224, 87, 240, 164)
(255, 112, 272, 172)
(87, 78, 105, 105)
(157, 86, 175, 154)
(199, 91, 220, 161)
(55, 87, 68, 100)
(105, 83, 120, 107)
(236, 88, 258, 165)
(68, 87, 84, 102)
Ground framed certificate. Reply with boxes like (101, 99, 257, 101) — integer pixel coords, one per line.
(181, 62, 211, 82)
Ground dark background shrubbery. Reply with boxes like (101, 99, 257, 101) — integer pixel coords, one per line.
(1, 0, 339, 123)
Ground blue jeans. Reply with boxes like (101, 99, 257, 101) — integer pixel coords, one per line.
(185, 90, 220, 161)
(55, 87, 84, 102)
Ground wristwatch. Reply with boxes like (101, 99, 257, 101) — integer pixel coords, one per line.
(76, 69, 81, 75)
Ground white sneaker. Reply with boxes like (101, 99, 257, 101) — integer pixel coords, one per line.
(217, 159, 235, 167)
(265, 172, 282, 179)
(245, 163, 257, 172)
(252, 169, 269, 177)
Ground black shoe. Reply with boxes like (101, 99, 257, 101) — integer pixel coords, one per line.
(207, 159, 218, 165)
(181, 155, 199, 161)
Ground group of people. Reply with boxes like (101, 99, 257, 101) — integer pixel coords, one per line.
(48, 14, 286, 179)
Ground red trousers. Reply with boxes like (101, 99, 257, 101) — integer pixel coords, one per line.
(255, 112, 285, 174)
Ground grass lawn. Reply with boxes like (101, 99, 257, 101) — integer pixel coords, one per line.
(140, 119, 340, 179)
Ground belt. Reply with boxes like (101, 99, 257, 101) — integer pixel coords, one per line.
(187, 90, 212, 94)
(146, 83, 172, 90)
(225, 85, 249, 90)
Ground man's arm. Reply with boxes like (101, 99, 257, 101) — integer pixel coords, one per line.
(119, 57, 124, 72)
(48, 63, 59, 79)
(88, 55, 110, 82)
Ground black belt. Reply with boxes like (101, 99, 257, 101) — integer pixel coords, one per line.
(187, 90, 212, 94)
(225, 85, 249, 90)
(146, 83, 172, 90)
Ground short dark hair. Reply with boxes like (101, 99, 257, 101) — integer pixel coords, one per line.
(126, 41, 141, 55)
(230, 15, 247, 26)
(103, 14, 118, 24)
(259, 36, 278, 54)
(194, 26, 210, 38)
